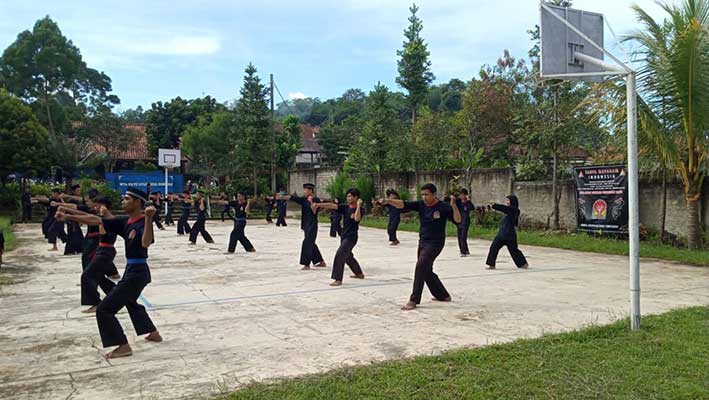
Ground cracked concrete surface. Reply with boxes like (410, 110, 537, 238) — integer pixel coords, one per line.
(1, 221, 708, 399)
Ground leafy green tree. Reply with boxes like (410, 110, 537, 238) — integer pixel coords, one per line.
(317, 116, 361, 166)
(0, 90, 49, 184)
(80, 108, 137, 173)
(234, 63, 272, 195)
(120, 106, 146, 123)
(276, 114, 303, 171)
(182, 111, 238, 184)
(396, 3, 434, 124)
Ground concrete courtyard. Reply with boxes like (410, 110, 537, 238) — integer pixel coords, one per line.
(1, 219, 708, 400)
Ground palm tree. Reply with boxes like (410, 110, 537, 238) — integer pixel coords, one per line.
(586, 0, 709, 249)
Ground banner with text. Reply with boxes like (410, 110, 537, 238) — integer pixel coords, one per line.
(573, 165, 628, 233)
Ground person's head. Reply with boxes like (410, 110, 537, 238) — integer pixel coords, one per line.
(122, 187, 147, 214)
(303, 183, 315, 197)
(459, 188, 469, 197)
(85, 188, 99, 208)
(237, 192, 245, 202)
(94, 195, 112, 213)
(386, 189, 399, 200)
(183, 190, 190, 199)
(70, 184, 81, 196)
(420, 183, 438, 205)
(345, 188, 360, 205)
(506, 194, 519, 208)
(51, 188, 62, 199)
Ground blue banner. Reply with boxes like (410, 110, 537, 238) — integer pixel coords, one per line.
(106, 171, 184, 195)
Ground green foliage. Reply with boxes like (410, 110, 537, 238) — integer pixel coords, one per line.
(324, 172, 353, 202)
(79, 107, 136, 173)
(0, 90, 49, 183)
(317, 116, 361, 166)
(77, 178, 121, 207)
(354, 175, 375, 205)
(426, 78, 464, 113)
(0, 184, 20, 211)
(396, 3, 435, 120)
(0, 216, 16, 252)
(276, 115, 303, 170)
(396, 188, 411, 201)
(514, 158, 547, 181)
(133, 160, 158, 171)
(182, 111, 238, 180)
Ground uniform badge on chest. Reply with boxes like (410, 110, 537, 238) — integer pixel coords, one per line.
(128, 229, 137, 239)
(433, 211, 440, 219)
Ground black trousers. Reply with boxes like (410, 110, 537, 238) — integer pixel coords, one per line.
(81, 238, 99, 270)
(410, 243, 450, 304)
(276, 209, 287, 226)
(387, 217, 400, 242)
(457, 223, 470, 254)
(300, 226, 323, 266)
(329, 215, 342, 237)
(22, 205, 32, 223)
(164, 208, 174, 225)
(189, 215, 213, 243)
(265, 205, 273, 223)
(45, 219, 67, 244)
(177, 213, 191, 235)
(331, 237, 363, 281)
(152, 212, 164, 230)
(81, 251, 117, 306)
(228, 220, 254, 252)
(486, 237, 528, 268)
(221, 206, 230, 222)
(96, 264, 156, 348)
(64, 222, 83, 255)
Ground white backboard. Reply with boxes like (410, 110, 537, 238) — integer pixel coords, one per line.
(158, 149, 181, 168)
(540, 3, 604, 80)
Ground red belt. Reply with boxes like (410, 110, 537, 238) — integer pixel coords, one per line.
(87, 232, 100, 238)
(98, 242, 114, 248)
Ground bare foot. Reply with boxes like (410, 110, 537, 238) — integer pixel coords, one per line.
(485, 265, 496, 270)
(109, 274, 121, 280)
(518, 264, 529, 269)
(350, 273, 365, 279)
(188, 242, 196, 246)
(301, 265, 311, 270)
(49, 247, 58, 251)
(315, 262, 327, 268)
(82, 306, 97, 313)
(401, 301, 417, 311)
(105, 344, 132, 359)
(432, 296, 452, 302)
(330, 280, 342, 286)
(145, 331, 163, 342)
(247, 248, 256, 253)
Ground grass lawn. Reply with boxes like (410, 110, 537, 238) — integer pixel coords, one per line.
(332, 216, 708, 267)
(223, 307, 709, 399)
(0, 215, 15, 252)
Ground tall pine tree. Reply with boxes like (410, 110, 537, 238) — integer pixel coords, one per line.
(235, 63, 272, 195)
(396, 3, 434, 125)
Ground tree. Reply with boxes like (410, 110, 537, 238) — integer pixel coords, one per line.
(81, 108, 137, 173)
(0, 16, 118, 137)
(276, 115, 303, 174)
(234, 63, 272, 195)
(396, 3, 434, 124)
(145, 96, 225, 155)
(120, 106, 146, 123)
(182, 111, 238, 184)
(585, 0, 709, 248)
(317, 116, 362, 166)
(0, 90, 49, 184)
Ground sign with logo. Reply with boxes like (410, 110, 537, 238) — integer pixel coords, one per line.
(158, 149, 181, 168)
(573, 165, 628, 233)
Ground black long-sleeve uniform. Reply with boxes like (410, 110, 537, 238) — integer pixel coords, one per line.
(455, 198, 474, 255)
(331, 204, 364, 281)
(289, 195, 324, 266)
(227, 200, 255, 253)
(485, 196, 528, 268)
(276, 199, 288, 226)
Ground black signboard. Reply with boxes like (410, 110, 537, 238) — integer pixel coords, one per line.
(573, 165, 628, 233)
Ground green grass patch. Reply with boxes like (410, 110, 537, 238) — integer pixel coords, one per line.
(327, 216, 708, 267)
(0, 215, 16, 252)
(223, 307, 709, 399)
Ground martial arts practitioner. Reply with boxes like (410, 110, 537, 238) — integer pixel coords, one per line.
(219, 192, 230, 222)
(314, 189, 365, 286)
(264, 195, 275, 224)
(485, 195, 529, 270)
(329, 198, 342, 238)
(455, 189, 474, 257)
(61, 184, 85, 255)
(275, 192, 288, 227)
(0, 226, 4, 267)
(56, 187, 162, 358)
(150, 192, 166, 230)
(383, 189, 402, 246)
(378, 183, 461, 310)
(285, 183, 326, 270)
(21, 186, 32, 223)
(214, 193, 256, 253)
(58, 188, 100, 271)
(164, 193, 175, 226)
(33, 189, 67, 251)
(188, 190, 214, 245)
(177, 191, 192, 235)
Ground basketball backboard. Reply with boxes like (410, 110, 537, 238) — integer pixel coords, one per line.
(540, 3, 605, 80)
(158, 149, 181, 168)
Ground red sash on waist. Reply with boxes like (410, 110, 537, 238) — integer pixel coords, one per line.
(98, 242, 114, 248)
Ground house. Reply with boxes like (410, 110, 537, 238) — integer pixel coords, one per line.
(274, 123, 323, 167)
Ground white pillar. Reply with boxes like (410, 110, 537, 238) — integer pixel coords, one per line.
(626, 72, 641, 330)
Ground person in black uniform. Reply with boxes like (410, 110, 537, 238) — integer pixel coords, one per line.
(214, 193, 256, 253)
(21, 186, 32, 223)
(56, 187, 162, 359)
(0, 226, 4, 267)
(455, 188, 475, 257)
(177, 191, 192, 235)
(329, 197, 342, 238)
(150, 192, 166, 230)
(314, 188, 365, 286)
(189, 190, 214, 245)
(485, 195, 529, 270)
(59, 188, 100, 271)
(264, 195, 275, 224)
(219, 192, 230, 222)
(61, 184, 85, 255)
(285, 183, 326, 270)
(33, 188, 67, 251)
(383, 189, 402, 246)
(378, 183, 461, 311)
(275, 192, 288, 227)
(164, 193, 175, 226)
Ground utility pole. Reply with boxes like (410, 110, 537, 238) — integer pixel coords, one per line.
(270, 74, 276, 194)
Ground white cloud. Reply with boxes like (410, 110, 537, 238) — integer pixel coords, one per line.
(288, 92, 307, 99)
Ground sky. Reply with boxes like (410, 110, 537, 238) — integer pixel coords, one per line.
(0, 0, 665, 110)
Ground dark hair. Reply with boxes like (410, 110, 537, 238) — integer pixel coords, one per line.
(95, 195, 112, 208)
(506, 194, 519, 208)
(237, 192, 245, 197)
(183, 190, 190, 195)
(386, 189, 399, 198)
(87, 188, 99, 200)
(346, 188, 360, 197)
(459, 188, 468, 196)
(70, 184, 81, 191)
(421, 183, 437, 194)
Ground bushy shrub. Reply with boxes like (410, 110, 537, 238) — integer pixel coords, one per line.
(354, 175, 375, 206)
(325, 172, 353, 202)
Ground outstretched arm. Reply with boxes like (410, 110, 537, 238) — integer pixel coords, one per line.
(314, 202, 338, 211)
(450, 196, 462, 224)
(55, 211, 102, 226)
(379, 198, 405, 209)
(492, 203, 513, 214)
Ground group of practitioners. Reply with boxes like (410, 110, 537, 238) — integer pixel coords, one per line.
(29, 180, 527, 359)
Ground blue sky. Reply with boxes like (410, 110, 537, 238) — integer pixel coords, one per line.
(0, 0, 664, 110)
